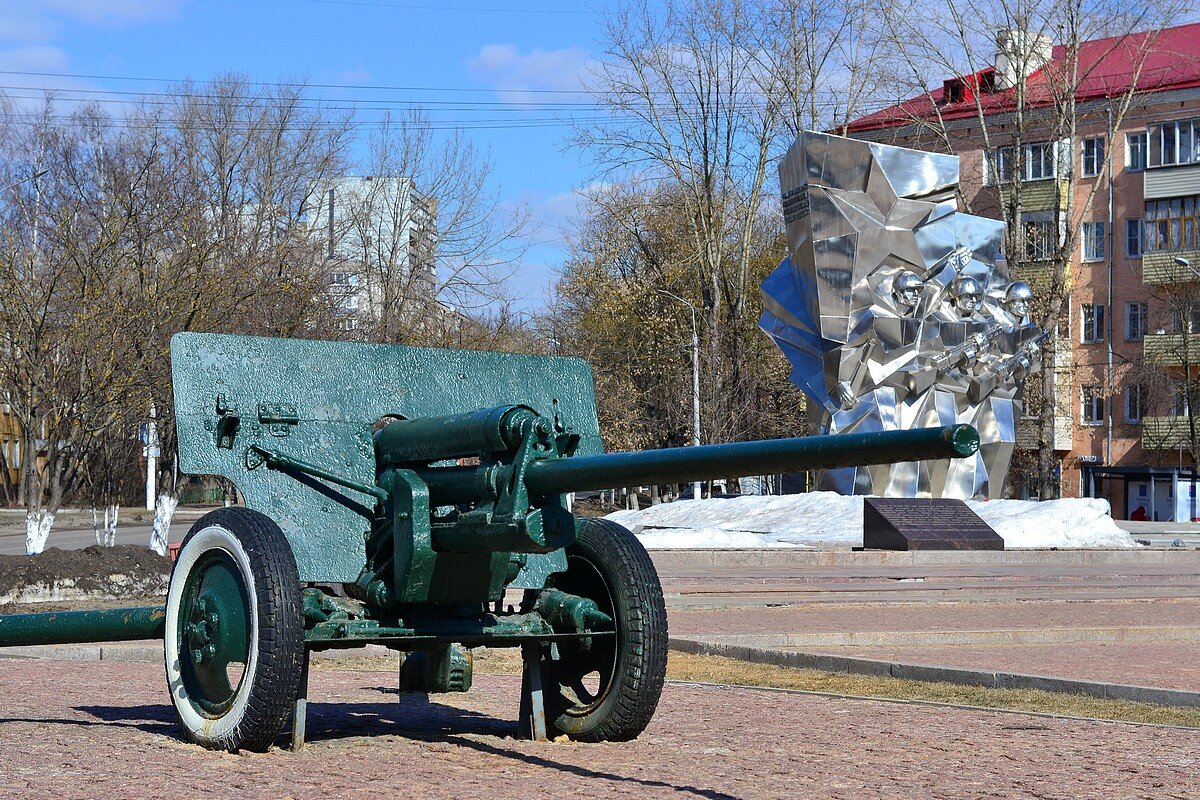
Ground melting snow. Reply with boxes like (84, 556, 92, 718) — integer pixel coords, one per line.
(604, 492, 1136, 549)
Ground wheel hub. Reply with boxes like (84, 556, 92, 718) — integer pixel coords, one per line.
(187, 596, 222, 664)
(176, 551, 252, 715)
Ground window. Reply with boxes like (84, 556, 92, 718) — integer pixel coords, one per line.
(986, 141, 1069, 184)
(1126, 384, 1145, 424)
(987, 146, 1014, 184)
(1126, 218, 1144, 257)
(1082, 221, 1106, 262)
(1025, 218, 1056, 260)
(1026, 142, 1056, 179)
(1082, 385, 1105, 425)
(1151, 119, 1200, 167)
(1082, 303, 1105, 343)
(1172, 385, 1190, 417)
(1125, 302, 1148, 341)
(1145, 195, 1200, 252)
(1171, 304, 1200, 334)
(1082, 137, 1105, 177)
(1127, 132, 1148, 172)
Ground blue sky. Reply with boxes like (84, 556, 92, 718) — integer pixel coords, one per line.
(0, 0, 616, 311)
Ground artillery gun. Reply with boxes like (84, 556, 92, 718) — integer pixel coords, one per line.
(0, 333, 979, 752)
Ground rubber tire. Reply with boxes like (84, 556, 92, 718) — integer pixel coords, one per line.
(545, 517, 668, 742)
(164, 507, 304, 752)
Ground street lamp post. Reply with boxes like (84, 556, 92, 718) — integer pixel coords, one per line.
(1176, 256, 1200, 520)
(1, 168, 48, 194)
(656, 290, 702, 501)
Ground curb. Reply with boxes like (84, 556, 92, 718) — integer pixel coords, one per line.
(647, 548, 1200, 570)
(670, 637, 1200, 709)
(679, 625, 1200, 648)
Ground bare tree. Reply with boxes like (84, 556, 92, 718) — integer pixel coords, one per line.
(0, 76, 357, 551)
(574, 2, 785, 442)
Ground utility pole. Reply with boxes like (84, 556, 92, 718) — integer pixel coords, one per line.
(657, 290, 702, 501)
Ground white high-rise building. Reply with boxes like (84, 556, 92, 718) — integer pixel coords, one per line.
(308, 175, 437, 330)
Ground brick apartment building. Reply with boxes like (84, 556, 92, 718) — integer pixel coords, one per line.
(844, 22, 1200, 519)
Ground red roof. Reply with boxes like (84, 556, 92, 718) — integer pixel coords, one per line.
(845, 22, 1200, 133)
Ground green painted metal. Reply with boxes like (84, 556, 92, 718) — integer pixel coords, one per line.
(0, 606, 165, 646)
(171, 333, 602, 583)
(175, 549, 252, 714)
(523, 424, 980, 495)
(398, 644, 474, 693)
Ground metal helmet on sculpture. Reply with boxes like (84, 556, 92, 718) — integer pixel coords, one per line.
(760, 130, 1046, 500)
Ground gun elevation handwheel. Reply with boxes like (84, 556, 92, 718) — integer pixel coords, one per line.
(164, 508, 304, 752)
(542, 517, 668, 741)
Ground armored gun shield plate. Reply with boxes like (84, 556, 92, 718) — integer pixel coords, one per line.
(170, 333, 604, 583)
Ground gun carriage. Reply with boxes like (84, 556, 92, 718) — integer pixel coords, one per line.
(0, 333, 979, 751)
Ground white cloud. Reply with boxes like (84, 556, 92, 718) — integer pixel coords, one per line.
(0, 9, 59, 43)
(0, 45, 95, 109)
(336, 68, 371, 85)
(0, 2, 182, 111)
(40, 0, 182, 27)
(0, 2, 181, 45)
(466, 44, 593, 103)
(507, 186, 591, 250)
(0, 44, 71, 73)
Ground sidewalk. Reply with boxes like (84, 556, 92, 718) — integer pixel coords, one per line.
(652, 548, 1200, 700)
(1, 659, 1197, 799)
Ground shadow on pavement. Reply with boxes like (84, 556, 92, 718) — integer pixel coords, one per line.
(447, 736, 738, 800)
(63, 697, 737, 799)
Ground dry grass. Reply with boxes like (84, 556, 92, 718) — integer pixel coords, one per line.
(666, 651, 1200, 728)
(316, 647, 1200, 728)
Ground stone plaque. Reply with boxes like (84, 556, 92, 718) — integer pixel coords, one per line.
(862, 498, 1003, 551)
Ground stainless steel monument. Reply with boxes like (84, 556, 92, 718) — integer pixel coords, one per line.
(760, 131, 1045, 500)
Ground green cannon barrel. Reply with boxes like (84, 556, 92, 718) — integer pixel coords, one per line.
(523, 424, 979, 496)
(376, 405, 538, 468)
(0, 606, 166, 648)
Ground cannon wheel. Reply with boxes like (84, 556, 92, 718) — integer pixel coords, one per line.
(164, 508, 304, 752)
(542, 517, 667, 741)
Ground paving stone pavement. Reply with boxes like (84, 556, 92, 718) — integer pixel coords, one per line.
(654, 551, 1200, 693)
(0, 660, 1198, 799)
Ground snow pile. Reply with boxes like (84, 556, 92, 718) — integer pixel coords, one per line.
(604, 491, 1136, 549)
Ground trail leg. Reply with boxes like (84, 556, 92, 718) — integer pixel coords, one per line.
(290, 650, 311, 752)
(518, 643, 548, 741)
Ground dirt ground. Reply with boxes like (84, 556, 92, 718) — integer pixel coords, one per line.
(0, 545, 171, 601)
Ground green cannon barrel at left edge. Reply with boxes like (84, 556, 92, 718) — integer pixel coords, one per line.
(0, 606, 166, 647)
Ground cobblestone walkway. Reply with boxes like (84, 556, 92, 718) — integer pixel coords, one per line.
(0, 660, 1197, 799)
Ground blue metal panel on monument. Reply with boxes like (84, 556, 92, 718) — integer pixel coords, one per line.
(170, 332, 604, 582)
(862, 497, 1003, 550)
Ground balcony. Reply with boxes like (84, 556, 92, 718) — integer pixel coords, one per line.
(1142, 416, 1200, 450)
(999, 179, 1070, 213)
(1144, 162, 1200, 200)
(1016, 415, 1074, 450)
(1143, 333, 1200, 365)
(1143, 250, 1200, 284)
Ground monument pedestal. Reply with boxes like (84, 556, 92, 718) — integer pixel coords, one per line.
(862, 498, 1003, 551)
